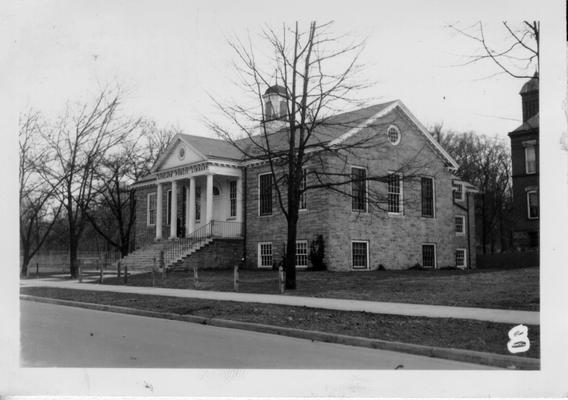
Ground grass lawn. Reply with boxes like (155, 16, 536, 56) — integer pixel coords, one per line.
(101, 266, 539, 311)
(21, 286, 540, 360)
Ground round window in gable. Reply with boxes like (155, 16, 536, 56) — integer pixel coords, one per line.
(178, 147, 186, 160)
(387, 125, 401, 145)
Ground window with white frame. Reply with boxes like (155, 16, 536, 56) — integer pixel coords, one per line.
(259, 173, 273, 216)
(296, 240, 308, 268)
(387, 173, 403, 214)
(351, 167, 367, 212)
(258, 242, 273, 268)
(229, 180, 237, 218)
(147, 192, 157, 226)
(166, 190, 172, 225)
(351, 241, 369, 269)
(527, 190, 538, 219)
(421, 177, 434, 217)
(525, 145, 536, 174)
(299, 169, 307, 210)
(195, 187, 201, 221)
(455, 249, 467, 268)
(422, 244, 436, 268)
(455, 215, 465, 235)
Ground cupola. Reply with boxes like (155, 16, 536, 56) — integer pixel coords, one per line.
(260, 84, 288, 134)
(520, 72, 539, 123)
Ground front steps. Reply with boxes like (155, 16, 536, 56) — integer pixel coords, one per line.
(119, 237, 241, 273)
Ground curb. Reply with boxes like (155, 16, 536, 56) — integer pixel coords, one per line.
(21, 295, 540, 370)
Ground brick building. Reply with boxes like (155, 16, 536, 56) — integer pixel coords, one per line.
(130, 86, 477, 271)
(508, 73, 539, 250)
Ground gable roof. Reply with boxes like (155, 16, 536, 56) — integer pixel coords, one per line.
(178, 134, 244, 160)
(147, 99, 459, 177)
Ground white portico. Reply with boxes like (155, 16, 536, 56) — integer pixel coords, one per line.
(147, 134, 244, 241)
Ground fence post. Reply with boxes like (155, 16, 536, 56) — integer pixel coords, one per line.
(35, 263, 39, 279)
(117, 261, 121, 279)
(278, 265, 285, 294)
(78, 262, 82, 283)
(124, 264, 128, 284)
(99, 263, 104, 284)
(160, 250, 165, 281)
(193, 264, 199, 289)
(152, 257, 156, 287)
(233, 264, 239, 292)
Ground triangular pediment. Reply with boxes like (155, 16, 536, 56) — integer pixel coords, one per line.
(152, 135, 206, 172)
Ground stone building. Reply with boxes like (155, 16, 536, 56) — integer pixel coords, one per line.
(129, 86, 477, 271)
(508, 73, 539, 250)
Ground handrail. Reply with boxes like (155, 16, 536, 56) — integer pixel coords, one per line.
(162, 220, 243, 270)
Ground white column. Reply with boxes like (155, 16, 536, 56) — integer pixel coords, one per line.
(187, 177, 196, 237)
(236, 177, 243, 222)
(156, 182, 163, 240)
(169, 180, 178, 239)
(184, 184, 191, 237)
(205, 174, 213, 226)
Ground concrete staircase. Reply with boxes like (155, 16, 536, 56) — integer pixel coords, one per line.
(118, 238, 214, 272)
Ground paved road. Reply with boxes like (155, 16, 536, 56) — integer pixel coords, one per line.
(20, 301, 493, 369)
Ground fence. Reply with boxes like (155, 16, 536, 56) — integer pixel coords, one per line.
(22, 250, 122, 277)
(191, 263, 286, 294)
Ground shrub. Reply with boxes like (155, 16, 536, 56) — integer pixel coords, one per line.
(309, 235, 327, 271)
(408, 263, 423, 270)
(377, 264, 386, 271)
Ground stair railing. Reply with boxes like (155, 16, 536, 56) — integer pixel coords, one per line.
(161, 220, 244, 270)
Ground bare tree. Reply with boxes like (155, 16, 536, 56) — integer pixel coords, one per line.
(85, 120, 175, 256)
(19, 111, 62, 277)
(210, 21, 440, 289)
(449, 21, 539, 79)
(436, 127, 513, 253)
(38, 89, 138, 278)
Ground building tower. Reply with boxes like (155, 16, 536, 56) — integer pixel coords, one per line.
(261, 85, 288, 133)
(508, 72, 539, 251)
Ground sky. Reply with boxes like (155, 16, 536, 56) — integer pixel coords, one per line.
(3, 0, 545, 141)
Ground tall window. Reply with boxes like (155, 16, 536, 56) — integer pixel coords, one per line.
(527, 190, 538, 219)
(453, 183, 464, 201)
(229, 180, 237, 218)
(279, 101, 287, 118)
(351, 167, 367, 212)
(422, 244, 436, 268)
(147, 193, 157, 226)
(455, 249, 466, 268)
(166, 190, 172, 225)
(387, 173, 402, 214)
(525, 146, 536, 174)
(296, 241, 308, 268)
(455, 216, 465, 235)
(195, 187, 201, 221)
(421, 177, 434, 217)
(299, 169, 307, 210)
(259, 173, 273, 216)
(258, 242, 273, 268)
(265, 101, 274, 120)
(352, 241, 369, 269)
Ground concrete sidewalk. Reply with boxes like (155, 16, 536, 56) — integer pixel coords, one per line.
(20, 279, 540, 325)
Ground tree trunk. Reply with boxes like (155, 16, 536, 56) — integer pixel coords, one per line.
(285, 216, 298, 290)
(20, 249, 31, 278)
(69, 236, 79, 278)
